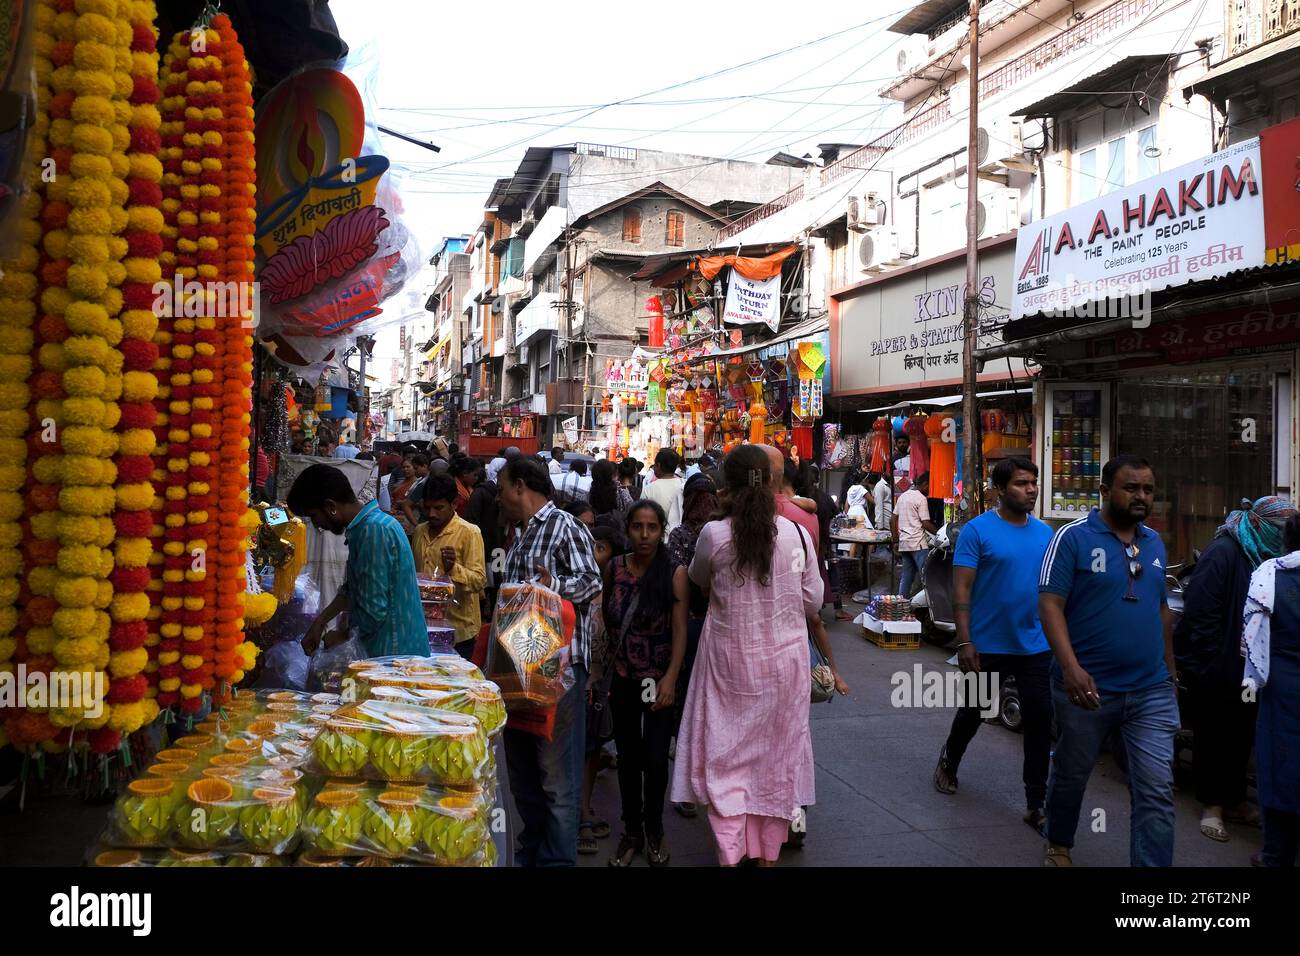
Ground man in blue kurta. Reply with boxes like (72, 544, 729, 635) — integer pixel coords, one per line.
(289, 463, 427, 658)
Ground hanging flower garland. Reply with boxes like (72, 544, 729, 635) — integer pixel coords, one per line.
(106, 0, 163, 738)
(212, 12, 254, 696)
(150, 28, 186, 713)
(0, 2, 54, 729)
(5, 0, 69, 754)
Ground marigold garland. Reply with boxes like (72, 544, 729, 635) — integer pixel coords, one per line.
(211, 12, 254, 697)
(105, 0, 162, 736)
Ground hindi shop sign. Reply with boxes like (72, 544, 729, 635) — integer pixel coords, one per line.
(834, 243, 1013, 393)
(722, 269, 781, 333)
(1013, 139, 1264, 319)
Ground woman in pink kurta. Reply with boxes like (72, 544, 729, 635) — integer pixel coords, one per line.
(670, 445, 824, 866)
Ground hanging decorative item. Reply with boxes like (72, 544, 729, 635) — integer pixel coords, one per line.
(867, 417, 892, 474)
(927, 412, 957, 499)
(905, 413, 930, 477)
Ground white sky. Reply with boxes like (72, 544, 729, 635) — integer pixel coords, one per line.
(331, 0, 916, 241)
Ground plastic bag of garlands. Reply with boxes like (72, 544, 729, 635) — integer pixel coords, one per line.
(251, 35, 421, 342)
(255, 570, 321, 647)
(299, 778, 495, 865)
(106, 767, 311, 855)
(487, 581, 575, 715)
(308, 699, 491, 786)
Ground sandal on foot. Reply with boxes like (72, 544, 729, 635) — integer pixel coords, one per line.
(834, 610, 854, 621)
(1199, 816, 1229, 842)
(646, 834, 670, 867)
(933, 748, 958, 794)
(673, 801, 698, 819)
(1043, 844, 1074, 867)
(1023, 808, 1047, 834)
(608, 832, 642, 867)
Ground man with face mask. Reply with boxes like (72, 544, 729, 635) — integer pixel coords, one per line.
(934, 458, 1055, 835)
(290, 463, 427, 658)
(1038, 454, 1179, 867)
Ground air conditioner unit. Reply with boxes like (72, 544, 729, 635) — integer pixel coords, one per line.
(859, 229, 902, 273)
(976, 189, 1021, 238)
(895, 35, 932, 77)
(847, 194, 883, 232)
(976, 117, 1024, 169)
(947, 80, 969, 115)
(898, 232, 919, 258)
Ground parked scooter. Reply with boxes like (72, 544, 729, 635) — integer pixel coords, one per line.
(911, 523, 958, 647)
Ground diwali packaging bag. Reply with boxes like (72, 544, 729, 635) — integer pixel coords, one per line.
(299, 780, 494, 865)
(488, 581, 574, 712)
(309, 699, 490, 786)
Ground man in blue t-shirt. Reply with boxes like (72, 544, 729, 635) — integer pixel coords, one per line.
(1038, 454, 1180, 867)
(934, 458, 1055, 834)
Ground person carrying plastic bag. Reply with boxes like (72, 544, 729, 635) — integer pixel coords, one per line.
(495, 457, 602, 867)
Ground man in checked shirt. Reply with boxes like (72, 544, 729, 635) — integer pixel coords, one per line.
(496, 456, 602, 867)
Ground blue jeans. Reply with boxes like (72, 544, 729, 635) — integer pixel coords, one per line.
(504, 662, 587, 867)
(1046, 677, 1179, 866)
(899, 548, 928, 598)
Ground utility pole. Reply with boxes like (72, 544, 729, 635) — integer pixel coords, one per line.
(960, 0, 982, 520)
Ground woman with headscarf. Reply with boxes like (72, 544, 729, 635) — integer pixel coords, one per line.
(1242, 514, 1300, 867)
(1174, 495, 1298, 843)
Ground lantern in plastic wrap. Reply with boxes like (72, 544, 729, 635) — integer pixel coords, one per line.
(646, 296, 665, 348)
(905, 414, 930, 476)
(926, 413, 958, 498)
(748, 398, 768, 445)
(867, 417, 892, 473)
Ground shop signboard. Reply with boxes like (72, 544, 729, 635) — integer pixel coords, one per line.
(1013, 139, 1264, 319)
(1088, 300, 1300, 367)
(722, 269, 781, 333)
(1261, 116, 1300, 265)
(834, 243, 1013, 394)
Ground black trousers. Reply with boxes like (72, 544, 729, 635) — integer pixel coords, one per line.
(1185, 672, 1257, 808)
(943, 650, 1052, 811)
(1261, 808, 1300, 867)
(611, 672, 675, 841)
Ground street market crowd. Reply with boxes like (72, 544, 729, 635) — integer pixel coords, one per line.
(282, 442, 1300, 869)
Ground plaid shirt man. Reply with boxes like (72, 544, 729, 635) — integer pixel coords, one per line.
(501, 501, 601, 668)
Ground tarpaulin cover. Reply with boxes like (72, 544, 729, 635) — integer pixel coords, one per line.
(695, 245, 798, 281)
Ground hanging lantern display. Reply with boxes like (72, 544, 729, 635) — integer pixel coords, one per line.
(927, 413, 958, 499)
(868, 417, 892, 473)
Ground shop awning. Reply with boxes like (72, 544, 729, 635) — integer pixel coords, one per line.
(424, 332, 451, 360)
(1012, 56, 1168, 118)
(856, 388, 1027, 412)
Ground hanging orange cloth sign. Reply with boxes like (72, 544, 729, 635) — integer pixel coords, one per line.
(694, 245, 799, 282)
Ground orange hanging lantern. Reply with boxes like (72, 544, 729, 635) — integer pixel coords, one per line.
(748, 398, 767, 445)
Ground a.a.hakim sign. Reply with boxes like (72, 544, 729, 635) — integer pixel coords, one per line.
(1013, 139, 1264, 319)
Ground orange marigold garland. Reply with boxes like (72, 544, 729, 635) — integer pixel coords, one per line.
(211, 13, 254, 695)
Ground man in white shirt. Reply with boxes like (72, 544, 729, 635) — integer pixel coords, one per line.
(548, 447, 565, 476)
(487, 446, 518, 484)
(641, 448, 683, 533)
(555, 459, 591, 504)
(333, 440, 360, 460)
(892, 471, 937, 598)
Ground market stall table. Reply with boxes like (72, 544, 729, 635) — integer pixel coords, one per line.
(831, 528, 896, 600)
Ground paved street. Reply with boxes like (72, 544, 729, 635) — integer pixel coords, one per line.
(576, 608, 1253, 868)
(0, 606, 1255, 868)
